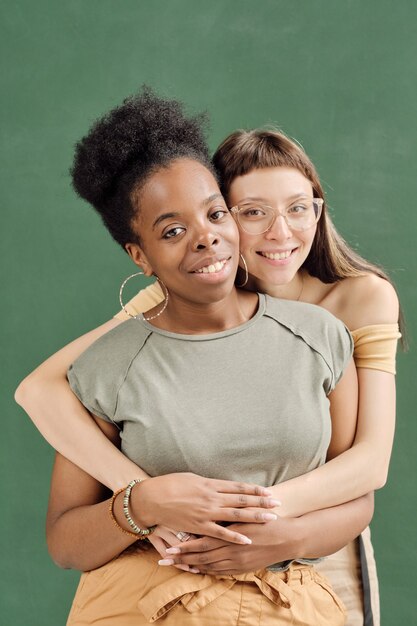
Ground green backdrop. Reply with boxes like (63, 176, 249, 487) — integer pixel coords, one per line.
(2, 2, 416, 624)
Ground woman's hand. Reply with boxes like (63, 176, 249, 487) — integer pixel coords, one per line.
(131, 473, 280, 545)
(158, 518, 300, 575)
(148, 526, 200, 573)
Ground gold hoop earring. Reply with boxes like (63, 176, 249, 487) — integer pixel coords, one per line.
(236, 253, 249, 288)
(119, 272, 169, 321)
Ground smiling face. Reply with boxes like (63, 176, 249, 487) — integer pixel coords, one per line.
(228, 166, 318, 291)
(126, 158, 240, 308)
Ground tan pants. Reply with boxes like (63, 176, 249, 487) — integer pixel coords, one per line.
(316, 528, 379, 626)
(67, 549, 346, 625)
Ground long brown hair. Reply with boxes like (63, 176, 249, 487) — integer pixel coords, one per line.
(213, 128, 405, 336)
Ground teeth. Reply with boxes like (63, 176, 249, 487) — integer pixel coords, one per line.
(195, 260, 226, 274)
(262, 250, 292, 260)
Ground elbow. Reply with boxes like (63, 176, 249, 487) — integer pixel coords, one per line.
(46, 521, 80, 571)
(47, 538, 75, 570)
(15, 370, 60, 428)
(373, 472, 388, 490)
(47, 536, 88, 571)
(46, 528, 101, 572)
(15, 372, 43, 410)
(358, 442, 390, 492)
(368, 462, 390, 491)
(49, 554, 73, 570)
(14, 377, 29, 408)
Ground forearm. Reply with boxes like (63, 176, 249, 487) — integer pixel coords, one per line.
(18, 377, 145, 489)
(269, 442, 378, 517)
(295, 492, 374, 558)
(46, 449, 145, 571)
(47, 495, 137, 571)
(237, 492, 374, 561)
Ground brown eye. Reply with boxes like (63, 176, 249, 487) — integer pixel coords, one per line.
(241, 207, 267, 218)
(163, 226, 185, 239)
(210, 208, 228, 221)
(288, 204, 308, 214)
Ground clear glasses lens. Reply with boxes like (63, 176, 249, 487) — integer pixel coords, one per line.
(235, 199, 322, 234)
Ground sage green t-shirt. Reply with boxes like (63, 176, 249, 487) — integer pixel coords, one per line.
(68, 294, 353, 488)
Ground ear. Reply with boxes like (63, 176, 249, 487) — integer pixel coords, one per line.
(125, 243, 154, 277)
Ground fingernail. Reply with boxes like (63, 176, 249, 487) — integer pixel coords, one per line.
(239, 536, 252, 544)
(166, 547, 181, 554)
(262, 513, 278, 520)
(189, 568, 200, 574)
(263, 488, 273, 495)
(158, 559, 175, 566)
(269, 499, 281, 506)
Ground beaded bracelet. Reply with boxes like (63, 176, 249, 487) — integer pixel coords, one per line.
(108, 487, 142, 539)
(123, 479, 156, 537)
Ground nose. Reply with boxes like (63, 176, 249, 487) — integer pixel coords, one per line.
(192, 225, 219, 251)
(265, 214, 293, 240)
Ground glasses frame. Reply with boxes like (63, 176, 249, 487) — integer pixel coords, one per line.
(230, 198, 324, 234)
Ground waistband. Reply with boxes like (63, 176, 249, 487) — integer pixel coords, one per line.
(137, 552, 318, 622)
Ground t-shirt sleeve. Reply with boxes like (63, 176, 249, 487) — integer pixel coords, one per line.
(67, 321, 147, 425)
(263, 297, 354, 396)
(114, 281, 164, 320)
(67, 348, 119, 424)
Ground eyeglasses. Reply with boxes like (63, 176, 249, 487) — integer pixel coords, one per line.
(230, 197, 323, 234)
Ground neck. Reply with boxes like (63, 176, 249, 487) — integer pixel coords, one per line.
(149, 288, 258, 334)
(246, 270, 305, 301)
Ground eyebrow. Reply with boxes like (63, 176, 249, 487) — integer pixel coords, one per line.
(152, 193, 225, 229)
(152, 212, 179, 230)
(203, 192, 224, 206)
(237, 193, 312, 204)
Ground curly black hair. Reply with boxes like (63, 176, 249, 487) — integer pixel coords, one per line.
(71, 86, 213, 248)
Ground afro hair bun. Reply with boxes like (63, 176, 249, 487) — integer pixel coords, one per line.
(71, 86, 212, 248)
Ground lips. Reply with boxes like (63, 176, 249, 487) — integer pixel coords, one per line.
(193, 259, 228, 274)
(257, 249, 296, 260)
(189, 256, 231, 274)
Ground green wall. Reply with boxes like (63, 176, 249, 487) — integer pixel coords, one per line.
(2, 2, 416, 624)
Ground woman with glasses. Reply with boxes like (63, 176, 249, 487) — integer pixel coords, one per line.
(212, 132, 400, 626)
(16, 119, 400, 625)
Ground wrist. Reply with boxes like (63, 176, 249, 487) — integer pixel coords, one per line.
(111, 490, 136, 535)
(110, 482, 156, 541)
(129, 477, 157, 527)
(110, 463, 149, 491)
(267, 485, 290, 518)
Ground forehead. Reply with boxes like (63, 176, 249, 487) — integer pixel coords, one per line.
(229, 166, 313, 200)
(140, 159, 220, 215)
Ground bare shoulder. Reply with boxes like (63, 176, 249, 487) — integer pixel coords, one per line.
(331, 274, 399, 330)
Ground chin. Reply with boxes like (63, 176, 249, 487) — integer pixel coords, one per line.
(260, 268, 298, 286)
(192, 282, 236, 305)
